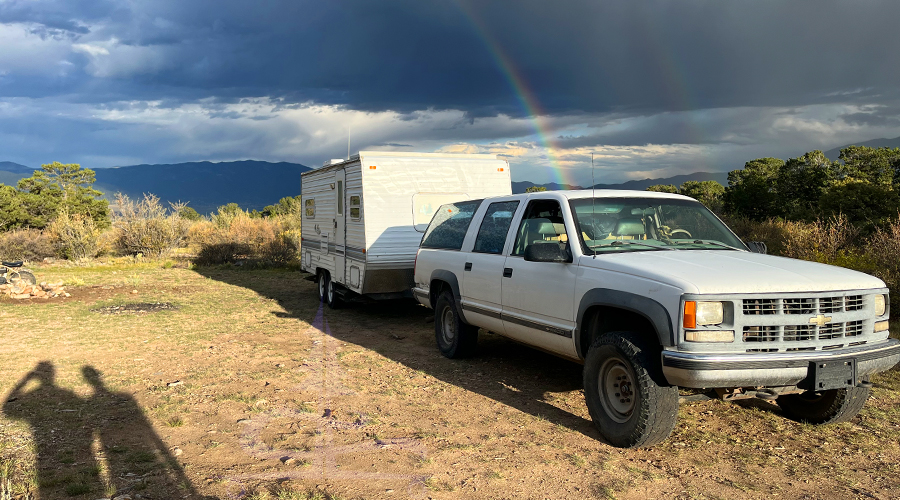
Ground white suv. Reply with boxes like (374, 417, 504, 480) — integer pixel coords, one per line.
(412, 190, 899, 448)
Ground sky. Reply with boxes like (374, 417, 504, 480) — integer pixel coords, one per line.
(2, 0, 900, 185)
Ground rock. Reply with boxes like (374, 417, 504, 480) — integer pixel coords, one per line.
(167, 380, 183, 387)
(322, 409, 332, 418)
(131, 290, 138, 294)
(12, 294, 31, 300)
(171, 446, 183, 457)
(113, 495, 132, 500)
(237, 418, 251, 424)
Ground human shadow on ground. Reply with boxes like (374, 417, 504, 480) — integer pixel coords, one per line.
(196, 268, 599, 441)
(3, 362, 207, 499)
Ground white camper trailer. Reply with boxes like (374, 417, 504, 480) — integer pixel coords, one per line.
(301, 151, 512, 307)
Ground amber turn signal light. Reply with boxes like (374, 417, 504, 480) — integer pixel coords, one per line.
(683, 301, 697, 329)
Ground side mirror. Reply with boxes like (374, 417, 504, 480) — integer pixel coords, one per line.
(746, 241, 768, 254)
(524, 242, 572, 263)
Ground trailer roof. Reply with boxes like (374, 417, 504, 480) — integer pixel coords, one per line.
(303, 150, 504, 175)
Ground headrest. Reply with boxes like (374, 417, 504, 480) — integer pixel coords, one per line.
(527, 218, 556, 234)
(613, 218, 644, 236)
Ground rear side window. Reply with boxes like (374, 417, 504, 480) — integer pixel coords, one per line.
(473, 201, 520, 254)
(420, 200, 483, 250)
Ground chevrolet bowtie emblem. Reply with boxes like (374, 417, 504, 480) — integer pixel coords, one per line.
(809, 314, 832, 327)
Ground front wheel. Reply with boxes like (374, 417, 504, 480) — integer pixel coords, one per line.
(434, 291, 477, 358)
(777, 386, 870, 424)
(583, 331, 679, 448)
(10, 270, 36, 285)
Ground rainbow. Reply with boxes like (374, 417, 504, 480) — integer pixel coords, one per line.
(454, 2, 576, 187)
(454, 3, 713, 185)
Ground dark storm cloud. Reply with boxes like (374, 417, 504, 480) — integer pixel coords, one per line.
(4, 0, 900, 118)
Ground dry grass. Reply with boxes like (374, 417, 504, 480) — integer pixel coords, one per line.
(1, 263, 899, 499)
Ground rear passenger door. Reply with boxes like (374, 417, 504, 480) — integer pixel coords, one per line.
(501, 198, 579, 358)
(460, 200, 521, 334)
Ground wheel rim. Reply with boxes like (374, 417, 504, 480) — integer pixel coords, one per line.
(327, 280, 334, 303)
(440, 306, 457, 345)
(318, 274, 326, 301)
(598, 357, 636, 424)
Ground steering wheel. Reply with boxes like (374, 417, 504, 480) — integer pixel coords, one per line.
(669, 229, 692, 239)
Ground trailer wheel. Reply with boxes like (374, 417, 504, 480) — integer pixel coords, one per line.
(434, 291, 477, 358)
(583, 331, 679, 448)
(317, 271, 329, 303)
(325, 277, 342, 309)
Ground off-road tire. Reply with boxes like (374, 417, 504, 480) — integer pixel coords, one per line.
(325, 276, 343, 309)
(777, 386, 870, 424)
(434, 291, 477, 358)
(583, 331, 679, 448)
(317, 271, 329, 303)
(10, 270, 36, 285)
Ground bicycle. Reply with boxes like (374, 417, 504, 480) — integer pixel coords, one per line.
(0, 260, 36, 285)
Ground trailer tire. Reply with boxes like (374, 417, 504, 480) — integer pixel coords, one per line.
(777, 386, 870, 424)
(325, 277, 342, 309)
(317, 271, 329, 304)
(434, 291, 477, 358)
(583, 331, 679, 448)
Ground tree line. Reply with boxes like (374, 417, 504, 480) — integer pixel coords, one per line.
(648, 145, 900, 230)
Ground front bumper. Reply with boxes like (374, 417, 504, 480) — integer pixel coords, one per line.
(662, 338, 900, 388)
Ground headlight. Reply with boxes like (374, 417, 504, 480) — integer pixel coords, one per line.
(684, 301, 725, 328)
(875, 320, 889, 333)
(875, 294, 887, 317)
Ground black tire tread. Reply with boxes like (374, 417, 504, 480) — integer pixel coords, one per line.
(434, 291, 477, 358)
(12, 270, 36, 285)
(778, 386, 870, 424)
(583, 331, 679, 448)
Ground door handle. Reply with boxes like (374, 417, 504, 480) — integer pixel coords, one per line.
(464, 262, 472, 271)
(502, 267, 513, 278)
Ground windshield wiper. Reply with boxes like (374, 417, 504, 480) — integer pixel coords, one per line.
(591, 241, 672, 251)
(671, 239, 743, 251)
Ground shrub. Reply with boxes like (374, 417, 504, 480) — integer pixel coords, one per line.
(189, 206, 299, 266)
(46, 210, 102, 260)
(781, 215, 859, 264)
(0, 229, 55, 261)
(114, 194, 190, 258)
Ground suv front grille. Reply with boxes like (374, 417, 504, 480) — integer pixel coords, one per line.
(742, 295, 866, 315)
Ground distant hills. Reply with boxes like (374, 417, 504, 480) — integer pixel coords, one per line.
(93, 160, 311, 213)
(824, 136, 900, 160)
(512, 171, 730, 194)
(0, 160, 311, 214)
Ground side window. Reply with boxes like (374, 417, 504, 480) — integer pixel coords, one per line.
(473, 201, 520, 254)
(511, 199, 569, 257)
(349, 195, 361, 220)
(336, 181, 343, 215)
(305, 198, 315, 218)
(420, 200, 483, 250)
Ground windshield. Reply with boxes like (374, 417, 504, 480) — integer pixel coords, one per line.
(568, 197, 747, 254)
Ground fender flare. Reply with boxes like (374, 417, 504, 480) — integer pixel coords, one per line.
(429, 269, 468, 323)
(574, 288, 675, 359)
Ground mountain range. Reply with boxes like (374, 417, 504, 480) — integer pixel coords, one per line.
(823, 136, 900, 160)
(3, 135, 899, 212)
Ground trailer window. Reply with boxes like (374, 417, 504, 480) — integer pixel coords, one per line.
(305, 198, 315, 218)
(350, 195, 361, 220)
(473, 201, 520, 254)
(420, 200, 483, 250)
(337, 181, 343, 215)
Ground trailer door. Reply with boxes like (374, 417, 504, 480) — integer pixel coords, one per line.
(334, 169, 346, 284)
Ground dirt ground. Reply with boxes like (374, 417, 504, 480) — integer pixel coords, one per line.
(2, 262, 900, 500)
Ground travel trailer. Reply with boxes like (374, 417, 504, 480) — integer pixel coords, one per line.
(300, 151, 512, 307)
